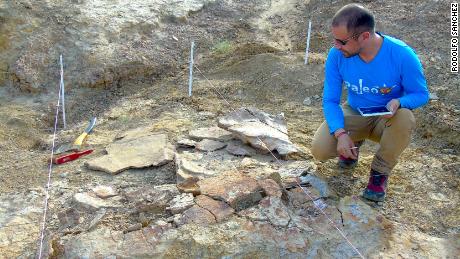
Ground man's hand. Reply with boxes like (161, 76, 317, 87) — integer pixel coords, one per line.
(335, 130, 358, 159)
(383, 99, 400, 118)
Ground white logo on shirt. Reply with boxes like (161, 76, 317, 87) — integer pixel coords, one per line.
(344, 79, 397, 95)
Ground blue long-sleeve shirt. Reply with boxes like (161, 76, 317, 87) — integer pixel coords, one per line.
(323, 34, 429, 134)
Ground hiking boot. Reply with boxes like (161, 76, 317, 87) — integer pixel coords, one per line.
(362, 169, 388, 202)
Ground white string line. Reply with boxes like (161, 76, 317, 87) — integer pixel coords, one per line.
(37, 84, 62, 259)
(193, 65, 365, 259)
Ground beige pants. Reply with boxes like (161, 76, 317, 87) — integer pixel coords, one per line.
(311, 105, 416, 175)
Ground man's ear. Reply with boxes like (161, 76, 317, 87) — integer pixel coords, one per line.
(362, 31, 371, 41)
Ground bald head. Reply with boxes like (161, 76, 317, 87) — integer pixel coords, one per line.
(332, 4, 375, 34)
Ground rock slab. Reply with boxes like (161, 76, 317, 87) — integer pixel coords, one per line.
(195, 139, 227, 152)
(218, 108, 298, 157)
(124, 184, 179, 213)
(86, 133, 174, 174)
(189, 126, 233, 141)
(198, 171, 263, 211)
(195, 195, 235, 222)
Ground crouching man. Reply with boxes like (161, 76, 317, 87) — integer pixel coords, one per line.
(311, 4, 429, 201)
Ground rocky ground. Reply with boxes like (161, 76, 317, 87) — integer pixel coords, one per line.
(0, 0, 459, 258)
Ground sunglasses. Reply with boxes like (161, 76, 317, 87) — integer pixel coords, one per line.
(333, 31, 364, 46)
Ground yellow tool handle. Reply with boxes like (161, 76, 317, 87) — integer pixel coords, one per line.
(73, 132, 88, 146)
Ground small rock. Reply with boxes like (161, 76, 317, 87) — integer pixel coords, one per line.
(429, 192, 449, 202)
(93, 185, 117, 199)
(177, 177, 201, 195)
(429, 93, 439, 100)
(258, 179, 282, 198)
(167, 193, 195, 214)
(299, 174, 334, 198)
(175, 152, 216, 183)
(195, 139, 227, 152)
(177, 138, 197, 148)
(303, 97, 312, 106)
(174, 205, 216, 226)
(195, 195, 235, 222)
(86, 209, 107, 231)
(123, 223, 142, 234)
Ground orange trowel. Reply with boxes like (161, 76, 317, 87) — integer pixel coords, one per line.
(55, 117, 97, 154)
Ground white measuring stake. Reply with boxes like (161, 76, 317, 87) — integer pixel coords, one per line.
(188, 41, 195, 97)
(304, 20, 312, 65)
(59, 55, 66, 128)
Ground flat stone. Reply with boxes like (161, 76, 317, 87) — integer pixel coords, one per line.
(299, 174, 335, 198)
(225, 140, 255, 156)
(174, 205, 216, 226)
(73, 192, 121, 210)
(218, 107, 298, 157)
(429, 192, 449, 202)
(167, 193, 195, 214)
(188, 126, 233, 141)
(258, 179, 282, 198)
(259, 197, 291, 227)
(177, 138, 197, 148)
(86, 209, 107, 231)
(175, 152, 217, 183)
(198, 171, 263, 211)
(93, 185, 117, 199)
(86, 133, 175, 174)
(195, 195, 235, 222)
(176, 177, 201, 195)
(124, 184, 179, 213)
(195, 139, 227, 152)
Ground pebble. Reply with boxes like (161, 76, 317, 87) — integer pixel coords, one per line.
(303, 97, 312, 106)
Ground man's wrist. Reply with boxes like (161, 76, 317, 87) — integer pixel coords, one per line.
(334, 128, 347, 139)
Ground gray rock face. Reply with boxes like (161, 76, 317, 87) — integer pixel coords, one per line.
(86, 132, 174, 174)
(218, 108, 298, 157)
